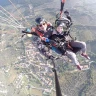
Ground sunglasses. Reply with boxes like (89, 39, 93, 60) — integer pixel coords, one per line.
(38, 23, 46, 27)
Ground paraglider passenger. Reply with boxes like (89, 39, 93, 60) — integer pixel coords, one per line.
(51, 21, 90, 70)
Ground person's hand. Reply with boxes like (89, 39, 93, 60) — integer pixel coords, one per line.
(31, 27, 36, 32)
(40, 36, 50, 42)
(40, 36, 46, 41)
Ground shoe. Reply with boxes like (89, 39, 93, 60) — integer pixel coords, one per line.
(76, 65, 82, 70)
(81, 53, 90, 60)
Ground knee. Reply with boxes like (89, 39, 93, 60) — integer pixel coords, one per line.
(80, 41, 86, 48)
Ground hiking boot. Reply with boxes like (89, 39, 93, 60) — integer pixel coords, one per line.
(81, 53, 90, 60)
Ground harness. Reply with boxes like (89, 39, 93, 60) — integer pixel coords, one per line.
(48, 33, 68, 54)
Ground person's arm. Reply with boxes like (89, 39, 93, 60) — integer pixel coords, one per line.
(60, 0, 66, 16)
(31, 27, 50, 42)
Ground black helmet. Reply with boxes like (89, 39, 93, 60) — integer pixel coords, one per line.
(56, 22, 66, 28)
(56, 21, 62, 27)
(35, 17, 46, 25)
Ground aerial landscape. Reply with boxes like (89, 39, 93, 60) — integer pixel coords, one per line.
(0, 0, 96, 96)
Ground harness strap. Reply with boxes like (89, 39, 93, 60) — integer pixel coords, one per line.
(67, 41, 73, 50)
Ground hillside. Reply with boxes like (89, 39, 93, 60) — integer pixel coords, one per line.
(0, 0, 96, 96)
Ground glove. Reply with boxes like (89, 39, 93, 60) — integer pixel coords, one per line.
(26, 28, 31, 32)
(45, 38, 50, 42)
(22, 28, 31, 33)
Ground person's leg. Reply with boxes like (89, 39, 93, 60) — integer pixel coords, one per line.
(70, 40, 86, 53)
(51, 46, 62, 54)
(66, 50, 82, 70)
(70, 40, 90, 59)
(38, 42, 52, 59)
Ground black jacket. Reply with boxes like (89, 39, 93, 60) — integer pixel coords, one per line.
(49, 33, 67, 54)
